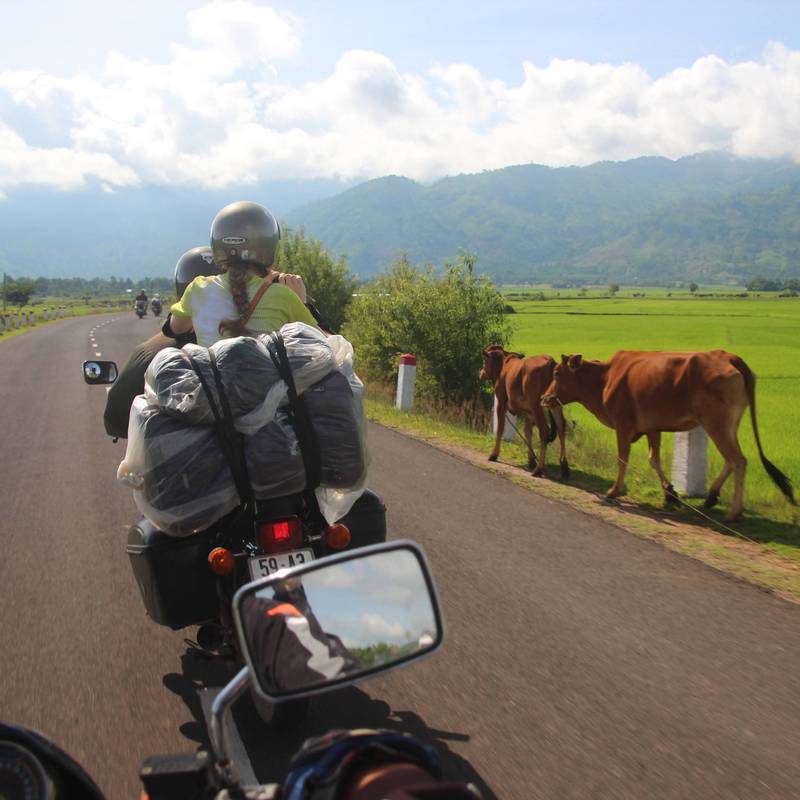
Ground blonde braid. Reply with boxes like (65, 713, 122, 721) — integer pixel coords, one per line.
(218, 264, 254, 337)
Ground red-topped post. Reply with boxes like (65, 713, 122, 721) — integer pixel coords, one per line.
(396, 353, 417, 411)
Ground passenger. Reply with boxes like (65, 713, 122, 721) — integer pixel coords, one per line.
(103, 247, 215, 439)
(166, 201, 318, 348)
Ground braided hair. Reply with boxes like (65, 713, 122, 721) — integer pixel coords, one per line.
(218, 262, 268, 337)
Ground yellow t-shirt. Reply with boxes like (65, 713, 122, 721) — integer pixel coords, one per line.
(170, 274, 317, 347)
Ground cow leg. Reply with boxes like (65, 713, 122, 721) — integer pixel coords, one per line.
(488, 394, 507, 462)
(552, 405, 571, 479)
(705, 423, 747, 521)
(521, 416, 538, 471)
(703, 404, 747, 520)
(528, 406, 548, 477)
(646, 432, 678, 504)
(704, 462, 732, 510)
(607, 431, 631, 498)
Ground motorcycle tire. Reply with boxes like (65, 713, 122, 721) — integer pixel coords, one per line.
(249, 686, 310, 731)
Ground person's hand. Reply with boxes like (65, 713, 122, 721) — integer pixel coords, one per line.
(271, 272, 307, 303)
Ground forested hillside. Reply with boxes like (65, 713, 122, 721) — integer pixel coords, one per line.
(288, 153, 800, 284)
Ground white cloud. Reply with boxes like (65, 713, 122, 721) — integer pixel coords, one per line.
(0, 2, 799, 191)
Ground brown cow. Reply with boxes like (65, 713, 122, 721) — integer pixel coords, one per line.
(480, 346, 569, 478)
(541, 350, 795, 520)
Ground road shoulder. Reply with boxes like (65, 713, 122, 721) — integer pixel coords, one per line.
(369, 416, 800, 605)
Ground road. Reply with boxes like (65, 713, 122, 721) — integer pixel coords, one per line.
(1, 313, 799, 799)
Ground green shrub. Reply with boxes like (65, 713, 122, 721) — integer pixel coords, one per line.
(274, 227, 359, 332)
(343, 253, 510, 406)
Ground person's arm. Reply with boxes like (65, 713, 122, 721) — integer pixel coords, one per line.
(168, 281, 195, 336)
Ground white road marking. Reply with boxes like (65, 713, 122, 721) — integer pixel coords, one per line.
(95, 352, 102, 357)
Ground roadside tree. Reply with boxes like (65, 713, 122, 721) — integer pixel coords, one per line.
(2, 278, 36, 307)
(274, 227, 358, 332)
(344, 253, 510, 406)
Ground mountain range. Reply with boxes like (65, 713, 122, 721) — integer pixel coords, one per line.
(286, 153, 800, 285)
(1, 153, 799, 284)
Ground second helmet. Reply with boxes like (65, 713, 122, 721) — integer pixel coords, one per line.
(210, 201, 281, 273)
(174, 246, 219, 299)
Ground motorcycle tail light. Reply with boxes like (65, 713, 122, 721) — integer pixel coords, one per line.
(257, 518, 303, 554)
(208, 547, 235, 575)
(325, 523, 351, 550)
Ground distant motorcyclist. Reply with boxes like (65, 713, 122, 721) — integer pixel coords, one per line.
(166, 201, 317, 347)
(103, 248, 217, 438)
(150, 294, 163, 317)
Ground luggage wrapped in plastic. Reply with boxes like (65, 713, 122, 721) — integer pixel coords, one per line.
(312, 334, 369, 524)
(144, 323, 336, 433)
(245, 410, 307, 500)
(118, 396, 239, 536)
(144, 347, 213, 424)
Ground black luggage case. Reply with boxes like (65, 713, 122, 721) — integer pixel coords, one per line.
(340, 489, 387, 550)
(127, 518, 220, 630)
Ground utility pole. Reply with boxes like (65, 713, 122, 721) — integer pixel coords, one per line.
(2, 272, 6, 313)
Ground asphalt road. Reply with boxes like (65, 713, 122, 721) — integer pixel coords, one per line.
(1, 313, 799, 799)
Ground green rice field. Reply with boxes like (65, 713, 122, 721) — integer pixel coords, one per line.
(506, 292, 800, 537)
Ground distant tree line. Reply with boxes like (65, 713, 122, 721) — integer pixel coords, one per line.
(745, 276, 800, 292)
(32, 275, 174, 297)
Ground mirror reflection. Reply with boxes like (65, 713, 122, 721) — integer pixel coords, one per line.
(238, 547, 439, 697)
(82, 360, 118, 384)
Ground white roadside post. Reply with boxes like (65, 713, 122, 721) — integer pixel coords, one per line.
(493, 395, 517, 441)
(396, 353, 417, 412)
(672, 428, 708, 497)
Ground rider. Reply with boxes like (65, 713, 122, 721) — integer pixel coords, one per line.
(166, 201, 318, 347)
(103, 247, 217, 438)
(242, 585, 358, 693)
(135, 289, 147, 305)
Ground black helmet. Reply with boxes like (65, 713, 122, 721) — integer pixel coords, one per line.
(174, 246, 219, 299)
(210, 201, 281, 272)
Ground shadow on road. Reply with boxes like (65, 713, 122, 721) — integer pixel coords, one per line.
(163, 645, 496, 799)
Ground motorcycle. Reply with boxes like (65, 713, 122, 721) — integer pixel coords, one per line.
(0, 542, 478, 799)
(151, 298, 163, 317)
(135, 300, 147, 318)
(83, 357, 387, 727)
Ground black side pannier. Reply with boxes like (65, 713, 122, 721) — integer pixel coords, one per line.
(126, 517, 220, 629)
(340, 489, 387, 550)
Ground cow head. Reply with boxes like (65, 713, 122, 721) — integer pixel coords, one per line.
(480, 346, 507, 381)
(542, 354, 583, 407)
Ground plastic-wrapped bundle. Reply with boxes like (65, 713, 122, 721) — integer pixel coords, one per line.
(312, 335, 369, 524)
(245, 411, 307, 500)
(144, 348, 213, 425)
(144, 323, 337, 433)
(304, 371, 366, 488)
(238, 323, 336, 434)
(118, 397, 239, 536)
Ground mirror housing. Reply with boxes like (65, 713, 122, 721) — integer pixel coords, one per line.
(83, 360, 118, 385)
(233, 541, 443, 702)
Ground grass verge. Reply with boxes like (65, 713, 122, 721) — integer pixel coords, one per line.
(365, 388, 800, 604)
(0, 305, 124, 343)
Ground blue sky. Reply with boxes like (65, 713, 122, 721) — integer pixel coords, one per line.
(1, 0, 799, 191)
(3, 0, 798, 80)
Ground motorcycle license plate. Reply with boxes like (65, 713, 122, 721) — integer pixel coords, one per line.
(248, 549, 314, 580)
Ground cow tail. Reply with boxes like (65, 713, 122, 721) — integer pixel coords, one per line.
(546, 410, 558, 443)
(731, 356, 795, 505)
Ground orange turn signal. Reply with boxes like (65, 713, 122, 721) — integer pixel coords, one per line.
(325, 523, 351, 550)
(208, 547, 235, 575)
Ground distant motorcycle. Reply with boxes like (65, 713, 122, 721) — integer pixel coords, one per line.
(135, 300, 147, 319)
(151, 298, 162, 317)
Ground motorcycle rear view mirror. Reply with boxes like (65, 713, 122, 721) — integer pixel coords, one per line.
(82, 360, 118, 385)
(233, 540, 444, 702)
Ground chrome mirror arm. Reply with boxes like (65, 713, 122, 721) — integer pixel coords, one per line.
(210, 666, 251, 786)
